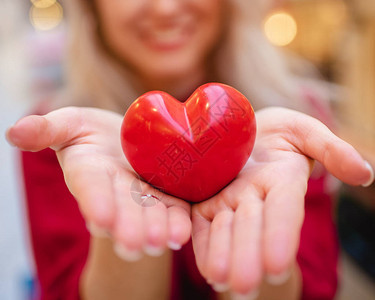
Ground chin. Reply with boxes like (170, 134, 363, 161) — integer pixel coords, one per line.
(144, 62, 196, 83)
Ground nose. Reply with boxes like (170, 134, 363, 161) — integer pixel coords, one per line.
(150, 0, 181, 17)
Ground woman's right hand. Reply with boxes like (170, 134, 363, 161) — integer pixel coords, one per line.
(6, 107, 191, 260)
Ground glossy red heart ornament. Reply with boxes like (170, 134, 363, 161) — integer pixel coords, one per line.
(121, 83, 256, 202)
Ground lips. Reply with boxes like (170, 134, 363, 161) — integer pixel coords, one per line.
(141, 18, 194, 51)
(150, 27, 185, 43)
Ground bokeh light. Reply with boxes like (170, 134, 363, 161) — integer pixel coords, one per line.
(264, 12, 298, 47)
(30, 0, 57, 9)
(29, 2, 63, 31)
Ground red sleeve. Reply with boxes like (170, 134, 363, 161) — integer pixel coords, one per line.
(21, 148, 90, 300)
(297, 175, 339, 300)
(296, 87, 339, 300)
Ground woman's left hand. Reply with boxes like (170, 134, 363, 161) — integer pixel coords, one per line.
(191, 107, 373, 295)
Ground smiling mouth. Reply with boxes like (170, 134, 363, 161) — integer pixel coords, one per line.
(144, 25, 192, 51)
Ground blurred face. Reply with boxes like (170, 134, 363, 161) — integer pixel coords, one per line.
(94, 0, 224, 84)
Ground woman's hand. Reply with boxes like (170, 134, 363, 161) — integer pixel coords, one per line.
(6, 107, 191, 260)
(191, 107, 374, 296)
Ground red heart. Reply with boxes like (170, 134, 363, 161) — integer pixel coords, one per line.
(121, 83, 256, 202)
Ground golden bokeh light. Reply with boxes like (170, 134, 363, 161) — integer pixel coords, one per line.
(30, 0, 57, 9)
(29, 2, 63, 31)
(264, 12, 297, 47)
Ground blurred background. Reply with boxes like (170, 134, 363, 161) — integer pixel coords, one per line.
(0, 0, 374, 299)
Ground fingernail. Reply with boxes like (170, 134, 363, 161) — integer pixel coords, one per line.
(212, 283, 230, 293)
(86, 223, 110, 238)
(266, 269, 291, 285)
(5, 127, 16, 147)
(144, 245, 164, 257)
(231, 290, 259, 300)
(167, 241, 182, 251)
(114, 243, 143, 262)
(362, 161, 374, 187)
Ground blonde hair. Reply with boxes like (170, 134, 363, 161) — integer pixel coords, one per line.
(63, 0, 321, 114)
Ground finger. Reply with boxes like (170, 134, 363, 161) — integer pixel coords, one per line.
(112, 174, 144, 260)
(262, 180, 306, 278)
(229, 194, 263, 294)
(205, 210, 233, 289)
(191, 205, 212, 276)
(167, 205, 192, 250)
(289, 112, 373, 186)
(6, 107, 121, 152)
(142, 201, 168, 256)
(135, 180, 192, 250)
(6, 108, 85, 151)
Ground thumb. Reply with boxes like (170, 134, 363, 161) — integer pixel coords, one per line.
(5, 107, 84, 152)
(289, 111, 374, 187)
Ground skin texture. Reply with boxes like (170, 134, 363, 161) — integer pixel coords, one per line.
(94, 0, 224, 94)
(80, 238, 173, 300)
(6, 107, 374, 299)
